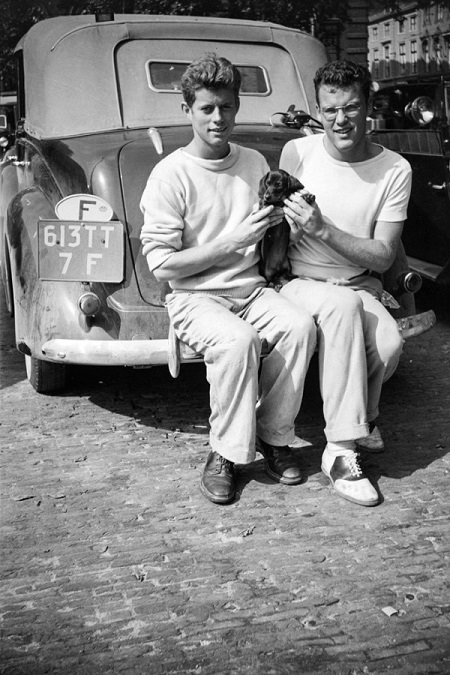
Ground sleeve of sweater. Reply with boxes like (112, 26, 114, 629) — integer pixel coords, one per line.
(140, 174, 185, 272)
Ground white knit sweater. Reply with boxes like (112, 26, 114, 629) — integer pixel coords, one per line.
(140, 144, 269, 295)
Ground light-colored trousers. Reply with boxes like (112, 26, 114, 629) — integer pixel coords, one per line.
(166, 288, 317, 464)
(281, 279, 404, 442)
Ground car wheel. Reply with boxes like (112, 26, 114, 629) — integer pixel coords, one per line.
(25, 355, 66, 393)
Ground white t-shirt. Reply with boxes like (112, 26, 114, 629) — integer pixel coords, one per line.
(140, 143, 269, 295)
(280, 133, 412, 282)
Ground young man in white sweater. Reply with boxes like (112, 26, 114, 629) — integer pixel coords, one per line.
(280, 60, 412, 507)
(140, 54, 316, 504)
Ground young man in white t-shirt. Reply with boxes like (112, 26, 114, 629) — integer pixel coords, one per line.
(140, 54, 316, 504)
(280, 60, 412, 507)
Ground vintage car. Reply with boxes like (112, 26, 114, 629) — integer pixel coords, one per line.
(0, 95, 16, 153)
(369, 74, 450, 286)
(0, 13, 434, 393)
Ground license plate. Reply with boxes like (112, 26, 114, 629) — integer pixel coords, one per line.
(38, 220, 124, 282)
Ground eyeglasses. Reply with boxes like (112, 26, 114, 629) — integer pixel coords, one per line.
(320, 103, 362, 121)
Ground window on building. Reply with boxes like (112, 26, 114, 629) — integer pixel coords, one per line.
(384, 22, 390, 37)
(398, 19, 405, 34)
(435, 38, 442, 66)
(384, 44, 390, 77)
(437, 4, 444, 21)
(373, 48, 380, 78)
(424, 6, 431, 24)
(411, 40, 418, 74)
(399, 43, 406, 72)
(423, 40, 430, 72)
(373, 26, 378, 40)
(410, 15, 417, 31)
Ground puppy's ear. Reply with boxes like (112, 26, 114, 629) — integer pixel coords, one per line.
(258, 172, 269, 198)
(287, 175, 304, 193)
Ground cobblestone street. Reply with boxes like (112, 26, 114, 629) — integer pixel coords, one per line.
(1, 284, 449, 674)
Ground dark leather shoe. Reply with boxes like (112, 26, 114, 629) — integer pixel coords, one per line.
(200, 450, 235, 504)
(257, 438, 303, 485)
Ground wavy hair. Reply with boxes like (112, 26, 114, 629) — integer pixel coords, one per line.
(181, 53, 241, 108)
(314, 60, 372, 104)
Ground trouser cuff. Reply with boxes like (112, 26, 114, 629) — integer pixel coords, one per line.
(325, 423, 369, 443)
(255, 427, 296, 448)
(209, 433, 255, 465)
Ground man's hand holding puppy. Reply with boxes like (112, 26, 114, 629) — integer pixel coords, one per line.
(283, 191, 324, 242)
(232, 203, 285, 249)
(148, 203, 283, 282)
(284, 188, 399, 273)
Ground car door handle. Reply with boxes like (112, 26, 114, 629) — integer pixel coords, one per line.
(428, 181, 446, 191)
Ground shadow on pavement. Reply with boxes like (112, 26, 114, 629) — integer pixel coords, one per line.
(2, 276, 448, 487)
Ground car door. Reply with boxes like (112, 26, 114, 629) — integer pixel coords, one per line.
(400, 128, 450, 275)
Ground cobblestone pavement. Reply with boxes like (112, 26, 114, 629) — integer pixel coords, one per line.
(1, 283, 449, 675)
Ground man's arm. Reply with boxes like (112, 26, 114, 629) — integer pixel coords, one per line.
(151, 205, 283, 282)
(283, 193, 403, 274)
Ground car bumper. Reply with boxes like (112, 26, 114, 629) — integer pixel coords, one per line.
(41, 310, 436, 370)
(396, 310, 436, 339)
(41, 338, 200, 367)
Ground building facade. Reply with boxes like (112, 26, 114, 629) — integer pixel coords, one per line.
(368, 1, 450, 83)
(324, 0, 369, 65)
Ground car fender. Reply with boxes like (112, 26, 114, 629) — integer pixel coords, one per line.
(0, 151, 20, 307)
(7, 187, 118, 358)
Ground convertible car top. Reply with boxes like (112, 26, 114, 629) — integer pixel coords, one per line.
(17, 14, 327, 138)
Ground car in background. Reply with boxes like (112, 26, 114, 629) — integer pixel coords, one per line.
(0, 13, 434, 393)
(369, 74, 450, 287)
(0, 92, 17, 153)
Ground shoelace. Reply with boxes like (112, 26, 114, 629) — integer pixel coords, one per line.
(345, 453, 363, 478)
(215, 455, 232, 473)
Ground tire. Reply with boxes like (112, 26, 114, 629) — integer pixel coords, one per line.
(25, 355, 66, 393)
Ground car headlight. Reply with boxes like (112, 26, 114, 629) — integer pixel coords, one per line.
(405, 96, 435, 126)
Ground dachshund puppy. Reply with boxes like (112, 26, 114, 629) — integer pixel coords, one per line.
(258, 169, 315, 283)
